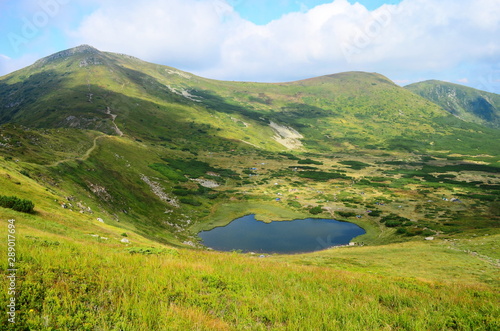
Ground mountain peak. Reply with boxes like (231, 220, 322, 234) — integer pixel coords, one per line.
(35, 45, 102, 66)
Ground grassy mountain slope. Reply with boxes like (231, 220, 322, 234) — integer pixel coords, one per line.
(0, 157, 498, 329)
(1, 46, 499, 329)
(2, 45, 500, 156)
(406, 80, 500, 129)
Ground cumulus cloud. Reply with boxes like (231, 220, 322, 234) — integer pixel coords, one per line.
(71, 0, 499, 84)
(205, 0, 372, 81)
(2, 0, 497, 88)
(73, 0, 240, 70)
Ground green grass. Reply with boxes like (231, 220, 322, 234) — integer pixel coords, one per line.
(3, 47, 500, 157)
(279, 237, 500, 287)
(406, 79, 500, 129)
(0, 128, 499, 329)
(149, 163, 188, 182)
(1, 219, 499, 330)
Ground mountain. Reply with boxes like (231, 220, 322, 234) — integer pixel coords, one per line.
(405, 80, 500, 129)
(1, 46, 499, 329)
(3, 45, 499, 155)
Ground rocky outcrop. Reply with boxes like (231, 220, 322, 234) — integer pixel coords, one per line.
(87, 181, 113, 202)
(140, 175, 179, 207)
(269, 121, 303, 150)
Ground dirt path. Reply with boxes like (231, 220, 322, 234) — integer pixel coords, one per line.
(48, 135, 106, 167)
(47, 107, 124, 167)
(105, 107, 123, 137)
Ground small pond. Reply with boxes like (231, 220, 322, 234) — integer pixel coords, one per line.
(198, 214, 366, 254)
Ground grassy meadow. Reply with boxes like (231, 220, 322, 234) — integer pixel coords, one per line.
(1, 218, 499, 330)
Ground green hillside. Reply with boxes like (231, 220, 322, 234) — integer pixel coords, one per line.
(0, 46, 499, 329)
(406, 80, 500, 129)
(2, 45, 500, 155)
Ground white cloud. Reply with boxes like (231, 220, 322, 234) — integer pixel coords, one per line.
(206, 0, 371, 81)
(4, 0, 497, 86)
(73, 0, 240, 70)
(199, 0, 499, 82)
(457, 78, 469, 84)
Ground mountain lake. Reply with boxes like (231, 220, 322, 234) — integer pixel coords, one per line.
(198, 214, 366, 254)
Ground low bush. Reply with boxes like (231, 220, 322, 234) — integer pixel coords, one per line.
(339, 160, 371, 170)
(337, 211, 356, 218)
(385, 220, 402, 227)
(309, 206, 324, 215)
(396, 228, 407, 235)
(173, 189, 190, 196)
(180, 198, 202, 206)
(20, 169, 31, 178)
(298, 158, 323, 165)
(279, 152, 300, 161)
(367, 210, 382, 217)
(0, 195, 35, 213)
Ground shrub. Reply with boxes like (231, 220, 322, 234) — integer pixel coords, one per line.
(385, 220, 402, 227)
(173, 189, 190, 196)
(381, 214, 411, 224)
(406, 228, 424, 237)
(367, 210, 382, 217)
(396, 228, 408, 235)
(421, 229, 435, 237)
(0, 196, 16, 209)
(207, 193, 219, 200)
(0, 195, 35, 213)
(20, 169, 31, 178)
(180, 198, 202, 206)
(339, 160, 371, 170)
(309, 206, 324, 215)
(279, 152, 300, 161)
(337, 211, 356, 218)
(298, 158, 323, 165)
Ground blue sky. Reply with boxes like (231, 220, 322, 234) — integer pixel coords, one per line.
(0, 0, 498, 93)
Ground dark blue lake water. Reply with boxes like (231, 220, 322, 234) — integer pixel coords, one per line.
(198, 214, 366, 254)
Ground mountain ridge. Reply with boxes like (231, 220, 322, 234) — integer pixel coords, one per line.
(405, 79, 500, 129)
(1, 45, 482, 154)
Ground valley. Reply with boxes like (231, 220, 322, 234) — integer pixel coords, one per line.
(0, 45, 498, 330)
